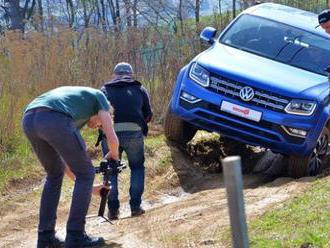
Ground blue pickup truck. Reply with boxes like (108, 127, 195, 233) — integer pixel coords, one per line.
(165, 3, 330, 178)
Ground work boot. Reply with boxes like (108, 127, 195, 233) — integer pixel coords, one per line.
(107, 209, 119, 220)
(65, 231, 105, 248)
(37, 230, 64, 248)
(131, 207, 145, 217)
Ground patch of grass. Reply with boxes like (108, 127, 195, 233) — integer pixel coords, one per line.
(248, 178, 330, 248)
(0, 153, 42, 193)
(145, 134, 165, 156)
(0, 137, 43, 193)
(145, 135, 173, 177)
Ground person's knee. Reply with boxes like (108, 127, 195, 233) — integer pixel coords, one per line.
(46, 170, 65, 181)
(128, 153, 145, 169)
(129, 162, 145, 171)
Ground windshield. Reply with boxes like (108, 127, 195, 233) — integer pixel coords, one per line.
(220, 14, 330, 76)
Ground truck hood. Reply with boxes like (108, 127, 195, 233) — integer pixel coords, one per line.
(196, 43, 329, 100)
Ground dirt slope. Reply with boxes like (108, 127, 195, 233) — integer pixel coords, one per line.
(0, 135, 315, 248)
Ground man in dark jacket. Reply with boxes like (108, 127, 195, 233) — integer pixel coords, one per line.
(101, 62, 153, 220)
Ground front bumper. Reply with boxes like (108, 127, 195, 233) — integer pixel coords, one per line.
(171, 78, 322, 156)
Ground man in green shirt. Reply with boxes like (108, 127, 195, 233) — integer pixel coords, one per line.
(22, 86, 119, 248)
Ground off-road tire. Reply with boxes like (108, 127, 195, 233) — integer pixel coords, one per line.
(288, 126, 330, 178)
(220, 136, 247, 157)
(164, 107, 197, 145)
(219, 136, 257, 173)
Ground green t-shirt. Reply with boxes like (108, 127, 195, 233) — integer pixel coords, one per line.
(25, 86, 110, 129)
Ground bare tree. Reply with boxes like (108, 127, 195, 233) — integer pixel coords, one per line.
(232, 0, 236, 19)
(115, 0, 121, 29)
(178, 0, 184, 33)
(100, 0, 107, 31)
(123, 0, 131, 27)
(0, 0, 36, 31)
(133, 0, 138, 27)
(66, 0, 75, 28)
(195, 0, 200, 22)
(81, 0, 94, 28)
(107, 0, 121, 30)
(36, 0, 43, 31)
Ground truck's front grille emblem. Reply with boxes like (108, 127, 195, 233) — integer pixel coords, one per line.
(209, 76, 290, 112)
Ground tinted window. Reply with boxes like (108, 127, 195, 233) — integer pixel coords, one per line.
(220, 14, 330, 76)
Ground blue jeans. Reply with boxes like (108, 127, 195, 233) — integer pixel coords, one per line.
(102, 131, 145, 211)
(22, 109, 95, 232)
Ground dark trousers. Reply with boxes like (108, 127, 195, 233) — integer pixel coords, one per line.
(102, 131, 145, 211)
(22, 109, 95, 232)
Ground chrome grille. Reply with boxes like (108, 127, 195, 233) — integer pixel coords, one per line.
(209, 76, 290, 111)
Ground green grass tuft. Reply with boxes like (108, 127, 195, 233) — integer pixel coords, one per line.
(249, 179, 330, 248)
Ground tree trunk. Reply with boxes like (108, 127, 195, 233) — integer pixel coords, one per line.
(107, 0, 117, 29)
(100, 0, 107, 32)
(133, 0, 138, 27)
(115, 0, 121, 30)
(3, 0, 36, 32)
(66, 0, 75, 28)
(232, 0, 236, 19)
(82, 0, 89, 28)
(123, 0, 131, 27)
(195, 0, 200, 33)
(219, 0, 223, 28)
(4, 0, 24, 31)
(37, 0, 43, 32)
(195, 0, 200, 23)
(178, 0, 184, 34)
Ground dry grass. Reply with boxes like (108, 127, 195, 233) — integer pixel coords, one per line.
(0, 27, 201, 153)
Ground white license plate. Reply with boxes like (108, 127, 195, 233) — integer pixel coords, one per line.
(221, 101, 262, 122)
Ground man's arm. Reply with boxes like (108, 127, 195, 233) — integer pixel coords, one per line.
(98, 110, 119, 160)
(141, 87, 153, 123)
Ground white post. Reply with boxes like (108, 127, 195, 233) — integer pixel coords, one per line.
(222, 156, 249, 248)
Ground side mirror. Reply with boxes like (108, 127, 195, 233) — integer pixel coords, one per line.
(200, 27, 217, 45)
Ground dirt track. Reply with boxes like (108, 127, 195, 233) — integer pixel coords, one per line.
(0, 135, 315, 247)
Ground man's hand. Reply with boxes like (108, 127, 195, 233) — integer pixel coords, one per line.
(98, 110, 119, 160)
(92, 184, 110, 196)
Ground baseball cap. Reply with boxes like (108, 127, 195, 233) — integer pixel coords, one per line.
(318, 9, 330, 25)
(113, 62, 134, 75)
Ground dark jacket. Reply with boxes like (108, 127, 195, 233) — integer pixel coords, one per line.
(101, 75, 153, 136)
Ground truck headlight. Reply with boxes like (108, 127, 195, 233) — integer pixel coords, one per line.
(189, 63, 210, 87)
(285, 100, 317, 116)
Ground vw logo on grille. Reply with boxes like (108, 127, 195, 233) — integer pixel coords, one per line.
(239, 86, 255, 102)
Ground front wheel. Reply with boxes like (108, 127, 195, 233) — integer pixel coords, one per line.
(288, 126, 330, 178)
(164, 105, 197, 145)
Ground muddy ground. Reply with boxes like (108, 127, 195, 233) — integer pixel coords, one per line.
(0, 133, 317, 247)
